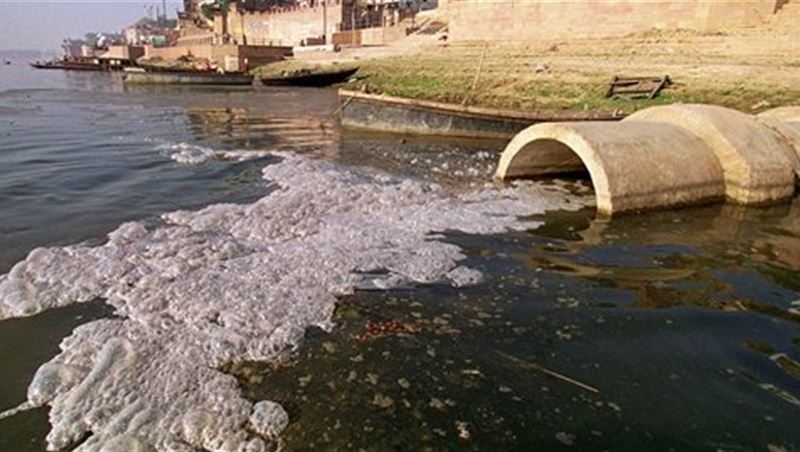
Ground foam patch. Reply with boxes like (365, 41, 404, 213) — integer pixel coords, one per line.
(0, 153, 589, 450)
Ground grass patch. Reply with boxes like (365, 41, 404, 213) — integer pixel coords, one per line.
(347, 47, 800, 113)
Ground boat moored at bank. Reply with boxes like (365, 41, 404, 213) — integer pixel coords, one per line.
(122, 70, 255, 86)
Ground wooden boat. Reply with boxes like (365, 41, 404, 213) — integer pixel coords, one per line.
(122, 71, 254, 86)
(260, 67, 358, 87)
(30, 60, 104, 71)
(137, 63, 214, 74)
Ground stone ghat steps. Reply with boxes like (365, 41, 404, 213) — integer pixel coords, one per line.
(496, 105, 800, 216)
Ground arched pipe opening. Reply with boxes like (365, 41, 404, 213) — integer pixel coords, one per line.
(496, 122, 728, 216)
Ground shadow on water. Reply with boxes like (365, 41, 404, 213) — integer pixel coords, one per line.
(228, 199, 800, 451)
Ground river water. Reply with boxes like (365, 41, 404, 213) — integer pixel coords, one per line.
(0, 61, 798, 451)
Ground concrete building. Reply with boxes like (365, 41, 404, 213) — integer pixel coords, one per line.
(183, 0, 203, 15)
(336, 0, 429, 46)
(225, 0, 345, 46)
(61, 40, 85, 59)
(179, 0, 425, 47)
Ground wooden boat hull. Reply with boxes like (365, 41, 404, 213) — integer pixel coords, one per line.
(123, 71, 254, 86)
(338, 89, 625, 139)
(30, 62, 104, 71)
(260, 67, 358, 87)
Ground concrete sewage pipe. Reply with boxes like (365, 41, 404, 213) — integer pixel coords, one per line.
(495, 104, 800, 216)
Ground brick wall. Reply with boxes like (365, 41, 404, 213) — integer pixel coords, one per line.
(445, 0, 780, 41)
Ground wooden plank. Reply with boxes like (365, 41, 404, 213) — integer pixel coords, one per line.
(613, 85, 659, 94)
(606, 74, 672, 99)
(649, 75, 671, 99)
(605, 75, 619, 98)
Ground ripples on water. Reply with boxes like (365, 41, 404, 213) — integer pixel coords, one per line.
(0, 62, 799, 451)
(0, 66, 336, 272)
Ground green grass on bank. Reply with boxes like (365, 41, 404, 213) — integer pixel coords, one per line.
(344, 53, 800, 115)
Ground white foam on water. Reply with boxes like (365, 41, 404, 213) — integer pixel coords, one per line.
(0, 153, 590, 451)
(153, 141, 272, 165)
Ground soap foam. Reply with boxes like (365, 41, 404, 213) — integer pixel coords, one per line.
(0, 153, 589, 450)
(154, 141, 273, 165)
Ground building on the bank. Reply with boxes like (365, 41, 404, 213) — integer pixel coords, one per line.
(176, 0, 429, 48)
(183, 0, 203, 15)
(123, 17, 178, 46)
(61, 40, 85, 59)
(96, 45, 146, 69)
(225, 0, 346, 46)
(440, 0, 791, 41)
(333, 0, 424, 45)
(147, 0, 432, 71)
(132, 0, 296, 72)
(60, 32, 127, 59)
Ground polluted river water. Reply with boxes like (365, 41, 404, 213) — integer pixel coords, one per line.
(0, 64, 799, 451)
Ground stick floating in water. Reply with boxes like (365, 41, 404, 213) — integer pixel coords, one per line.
(496, 350, 600, 394)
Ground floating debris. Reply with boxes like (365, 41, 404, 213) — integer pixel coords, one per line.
(372, 393, 394, 409)
(496, 350, 600, 394)
(456, 420, 471, 440)
(356, 320, 417, 342)
(555, 431, 576, 446)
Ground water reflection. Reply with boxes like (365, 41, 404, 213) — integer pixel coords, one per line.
(183, 107, 337, 153)
(523, 200, 800, 315)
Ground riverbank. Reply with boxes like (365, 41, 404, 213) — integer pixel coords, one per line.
(291, 25, 800, 115)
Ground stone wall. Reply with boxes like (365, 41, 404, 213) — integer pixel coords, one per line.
(332, 25, 408, 46)
(444, 0, 780, 41)
(100, 45, 145, 61)
(226, 1, 344, 46)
